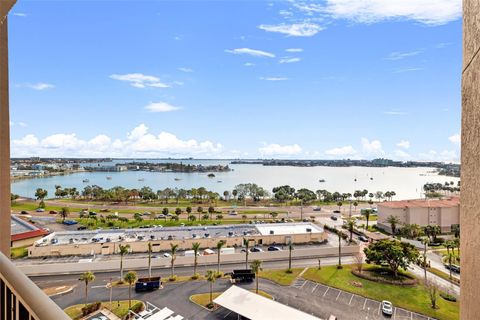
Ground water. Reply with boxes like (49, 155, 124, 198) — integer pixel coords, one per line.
(11, 160, 459, 200)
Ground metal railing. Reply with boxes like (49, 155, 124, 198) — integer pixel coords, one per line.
(0, 251, 70, 320)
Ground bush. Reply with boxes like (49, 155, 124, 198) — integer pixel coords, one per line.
(440, 292, 457, 302)
(169, 275, 177, 282)
(191, 273, 200, 280)
(81, 302, 101, 316)
(130, 301, 144, 313)
(286, 268, 293, 274)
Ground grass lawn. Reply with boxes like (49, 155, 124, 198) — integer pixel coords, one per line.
(10, 246, 28, 259)
(427, 267, 460, 285)
(356, 215, 378, 221)
(64, 300, 142, 319)
(302, 265, 458, 320)
(190, 290, 272, 309)
(75, 217, 246, 229)
(259, 268, 303, 286)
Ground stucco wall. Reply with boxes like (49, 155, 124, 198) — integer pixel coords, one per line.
(461, 1, 480, 318)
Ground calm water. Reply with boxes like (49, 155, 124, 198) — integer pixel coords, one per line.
(11, 160, 459, 200)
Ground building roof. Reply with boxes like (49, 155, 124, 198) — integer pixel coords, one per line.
(378, 197, 460, 209)
(11, 215, 49, 242)
(213, 285, 321, 320)
(255, 223, 322, 236)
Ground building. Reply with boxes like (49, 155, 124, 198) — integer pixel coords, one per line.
(29, 222, 327, 257)
(377, 197, 460, 233)
(10, 215, 50, 248)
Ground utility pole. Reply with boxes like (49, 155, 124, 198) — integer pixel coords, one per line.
(109, 277, 113, 308)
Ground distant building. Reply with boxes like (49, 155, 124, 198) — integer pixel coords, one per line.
(377, 197, 460, 234)
(11, 215, 49, 248)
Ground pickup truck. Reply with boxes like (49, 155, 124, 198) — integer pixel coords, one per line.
(227, 269, 255, 283)
(135, 277, 162, 292)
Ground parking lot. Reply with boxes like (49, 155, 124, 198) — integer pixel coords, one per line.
(290, 279, 434, 320)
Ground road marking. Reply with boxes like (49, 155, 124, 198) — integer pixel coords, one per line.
(299, 280, 307, 289)
(91, 285, 106, 289)
(377, 302, 381, 315)
(363, 299, 368, 310)
(348, 294, 354, 305)
(323, 287, 330, 297)
(411, 311, 413, 320)
(394, 307, 397, 319)
(311, 284, 318, 293)
(335, 291, 341, 301)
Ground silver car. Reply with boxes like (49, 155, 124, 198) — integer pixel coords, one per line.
(381, 300, 393, 316)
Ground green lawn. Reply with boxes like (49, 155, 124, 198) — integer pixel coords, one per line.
(10, 246, 28, 259)
(64, 300, 142, 320)
(75, 217, 247, 229)
(302, 265, 458, 320)
(427, 267, 460, 285)
(259, 268, 303, 286)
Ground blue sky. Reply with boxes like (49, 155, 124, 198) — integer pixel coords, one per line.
(8, 0, 462, 161)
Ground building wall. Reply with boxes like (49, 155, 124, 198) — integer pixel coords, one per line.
(407, 207, 429, 226)
(461, 1, 480, 318)
(11, 236, 44, 249)
(377, 206, 407, 232)
(28, 231, 329, 257)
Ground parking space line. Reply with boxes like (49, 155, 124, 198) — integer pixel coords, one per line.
(363, 299, 368, 310)
(299, 280, 307, 289)
(411, 311, 413, 320)
(394, 307, 397, 319)
(323, 287, 330, 297)
(335, 291, 341, 301)
(348, 294, 354, 305)
(311, 283, 318, 293)
(377, 302, 381, 315)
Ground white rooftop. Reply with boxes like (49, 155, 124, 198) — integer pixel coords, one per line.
(213, 285, 321, 320)
(255, 222, 322, 236)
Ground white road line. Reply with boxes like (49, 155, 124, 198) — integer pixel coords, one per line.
(299, 280, 307, 289)
(323, 287, 330, 297)
(377, 302, 381, 315)
(91, 285, 105, 289)
(394, 307, 397, 319)
(348, 294, 354, 305)
(311, 284, 318, 293)
(335, 291, 341, 301)
(363, 299, 368, 310)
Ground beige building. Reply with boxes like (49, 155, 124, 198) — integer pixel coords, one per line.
(377, 197, 460, 234)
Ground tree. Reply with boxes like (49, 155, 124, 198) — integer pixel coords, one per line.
(444, 252, 455, 280)
(35, 188, 48, 202)
(337, 201, 343, 212)
(287, 240, 293, 272)
(386, 215, 400, 235)
(170, 243, 179, 279)
(206, 270, 218, 308)
(337, 232, 342, 268)
(216, 240, 225, 273)
(192, 242, 201, 277)
(147, 242, 153, 277)
(425, 279, 439, 309)
(364, 240, 419, 277)
(362, 209, 372, 230)
(346, 218, 356, 242)
(79, 271, 95, 306)
(186, 206, 192, 215)
(119, 244, 130, 280)
(59, 207, 70, 223)
(243, 238, 250, 269)
(250, 259, 263, 294)
(208, 206, 215, 220)
(197, 206, 203, 221)
(175, 207, 182, 216)
(123, 271, 138, 309)
(296, 188, 317, 204)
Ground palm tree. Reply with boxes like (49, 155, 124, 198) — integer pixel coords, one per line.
(118, 244, 130, 280)
(444, 252, 455, 280)
(147, 242, 152, 278)
(170, 243, 179, 279)
(287, 240, 293, 271)
(250, 259, 262, 294)
(363, 209, 372, 230)
(386, 215, 400, 235)
(59, 207, 70, 223)
(346, 218, 356, 242)
(197, 206, 203, 221)
(79, 271, 95, 306)
(216, 240, 225, 273)
(243, 238, 250, 269)
(337, 232, 342, 268)
(337, 201, 343, 212)
(123, 271, 138, 309)
(206, 270, 218, 307)
(192, 242, 201, 277)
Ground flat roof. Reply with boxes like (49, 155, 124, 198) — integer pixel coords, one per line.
(213, 285, 321, 320)
(378, 197, 459, 209)
(36, 222, 321, 246)
(11, 215, 49, 242)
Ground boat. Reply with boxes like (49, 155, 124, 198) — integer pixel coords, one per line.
(217, 180, 222, 183)
(138, 178, 145, 182)
(82, 179, 89, 183)
(106, 176, 112, 180)
(174, 178, 181, 181)
(354, 178, 357, 182)
(370, 177, 373, 180)
(207, 173, 215, 178)
(319, 179, 326, 183)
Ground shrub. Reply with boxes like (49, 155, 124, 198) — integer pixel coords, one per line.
(440, 292, 457, 302)
(169, 275, 177, 282)
(81, 302, 101, 316)
(191, 273, 200, 280)
(286, 268, 293, 274)
(130, 301, 144, 313)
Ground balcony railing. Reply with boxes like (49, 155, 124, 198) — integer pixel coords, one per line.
(0, 251, 69, 320)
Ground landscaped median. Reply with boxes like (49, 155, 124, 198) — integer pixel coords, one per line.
(190, 290, 273, 310)
(259, 268, 303, 286)
(301, 265, 459, 320)
(64, 300, 143, 319)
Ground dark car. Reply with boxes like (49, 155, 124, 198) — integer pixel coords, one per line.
(267, 246, 281, 251)
(20, 210, 28, 215)
(359, 236, 369, 242)
(49, 210, 58, 214)
(333, 210, 341, 213)
(77, 226, 87, 230)
(330, 215, 338, 221)
(251, 247, 263, 252)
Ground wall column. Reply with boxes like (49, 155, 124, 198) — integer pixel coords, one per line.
(461, 1, 480, 319)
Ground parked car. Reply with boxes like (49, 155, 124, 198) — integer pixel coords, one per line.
(36, 208, 45, 212)
(250, 247, 263, 252)
(228, 211, 238, 216)
(49, 210, 57, 214)
(162, 253, 171, 258)
(77, 226, 87, 230)
(63, 220, 78, 225)
(20, 210, 28, 215)
(333, 210, 341, 213)
(135, 277, 162, 292)
(330, 215, 338, 221)
(267, 246, 282, 251)
(381, 300, 394, 316)
(328, 316, 337, 320)
(358, 236, 369, 242)
(313, 206, 321, 211)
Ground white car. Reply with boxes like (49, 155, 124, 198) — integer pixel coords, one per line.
(381, 300, 393, 316)
(162, 253, 172, 258)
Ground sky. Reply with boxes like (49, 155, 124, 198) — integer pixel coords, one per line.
(8, 0, 462, 161)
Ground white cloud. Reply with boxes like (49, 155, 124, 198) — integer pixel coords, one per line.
(397, 140, 410, 149)
(325, 145, 357, 156)
(259, 77, 288, 81)
(258, 23, 323, 37)
(361, 137, 384, 155)
(279, 57, 301, 64)
(448, 133, 460, 145)
(110, 73, 170, 88)
(244, 62, 255, 67)
(418, 149, 459, 162)
(393, 67, 423, 73)
(394, 149, 411, 159)
(11, 124, 223, 157)
(259, 143, 302, 156)
(145, 102, 180, 113)
(24, 83, 55, 90)
(383, 111, 408, 115)
(386, 50, 422, 60)
(285, 48, 303, 53)
(178, 67, 193, 73)
(225, 48, 275, 58)
(435, 42, 453, 49)
(13, 13, 27, 17)
(323, 0, 461, 25)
